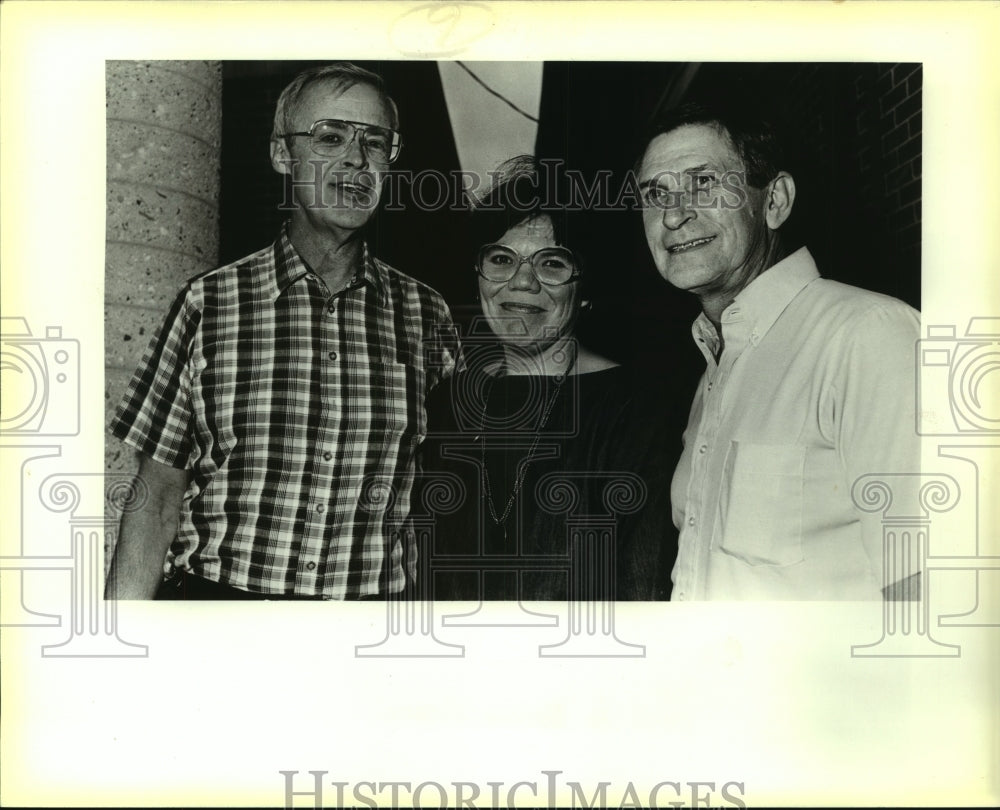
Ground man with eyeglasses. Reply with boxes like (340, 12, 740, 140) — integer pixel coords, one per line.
(636, 101, 921, 601)
(106, 63, 459, 600)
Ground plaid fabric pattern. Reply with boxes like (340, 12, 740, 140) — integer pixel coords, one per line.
(111, 227, 458, 598)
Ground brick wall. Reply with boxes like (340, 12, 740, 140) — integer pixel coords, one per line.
(855, 63, 922, 297)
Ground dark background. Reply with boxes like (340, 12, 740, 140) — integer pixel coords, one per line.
(220, 61, 922, 397)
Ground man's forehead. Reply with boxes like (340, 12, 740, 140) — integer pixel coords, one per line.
(293, 80, 392, 126)
(639, 124, 741, 177)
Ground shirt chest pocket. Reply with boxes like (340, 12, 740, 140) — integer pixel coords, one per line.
(713, 441, 805, 567)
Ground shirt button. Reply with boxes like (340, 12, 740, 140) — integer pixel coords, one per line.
(698, 444, 707, 454)
(323, 451, 333, 461)
(306, 562, 316, 571)
(327, 304, 335, 315)
(328, 351, 337, 361)
(707, 382, 713, 390)
(687, 516, 696, 526)
(677, 591, 686, 600)
(316, 504, 325, 514)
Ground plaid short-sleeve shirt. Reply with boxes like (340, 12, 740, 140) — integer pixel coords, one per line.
(111, 227, 459, 598)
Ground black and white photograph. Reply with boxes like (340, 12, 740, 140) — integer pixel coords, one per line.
(103, 59, 922, 605)
(1, 2, 997, 808)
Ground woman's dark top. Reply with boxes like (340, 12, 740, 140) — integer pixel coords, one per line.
(414, 363, 679, 601)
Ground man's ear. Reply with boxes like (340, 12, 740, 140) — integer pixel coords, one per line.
(764, 172, 796, 230)
(270, 137, 292, 176)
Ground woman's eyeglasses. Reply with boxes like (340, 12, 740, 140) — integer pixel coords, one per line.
(475, 244, 580, 286)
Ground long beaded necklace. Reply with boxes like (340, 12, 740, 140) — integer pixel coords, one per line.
(479, 343, 578, 541)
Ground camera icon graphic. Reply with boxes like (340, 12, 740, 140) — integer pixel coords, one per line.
(0, 317, 80, 436)
(917, 317, 1000, 435)
(436, 315, 581, 439)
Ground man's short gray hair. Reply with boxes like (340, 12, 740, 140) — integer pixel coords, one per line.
(271, 62, 399, 141)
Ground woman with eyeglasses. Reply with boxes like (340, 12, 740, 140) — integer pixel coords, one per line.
(415, 155, 678, 603)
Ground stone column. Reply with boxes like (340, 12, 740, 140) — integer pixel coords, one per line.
(104, 60, 222, 552)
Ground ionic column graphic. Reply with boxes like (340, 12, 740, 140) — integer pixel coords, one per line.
(355, 473, 464, 657)
(38, 474, 148, 657)
(536, 473, 646, 658)
(935, 445, 1000, 627)
(0, 445, 62, 626)
(437, 442, 560, 628)
(851, 474, 961, 658)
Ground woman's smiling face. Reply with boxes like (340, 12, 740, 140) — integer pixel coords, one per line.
(478, 215, 582, 354)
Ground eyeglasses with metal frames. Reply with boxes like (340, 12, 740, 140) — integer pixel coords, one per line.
(278, 118, 403, 164)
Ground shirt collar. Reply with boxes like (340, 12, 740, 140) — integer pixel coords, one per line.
(267, 223, 389, 307)
(691, 246, 819, 353)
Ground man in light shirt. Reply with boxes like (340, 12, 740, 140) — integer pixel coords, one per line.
(636, 101, 920, 600)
